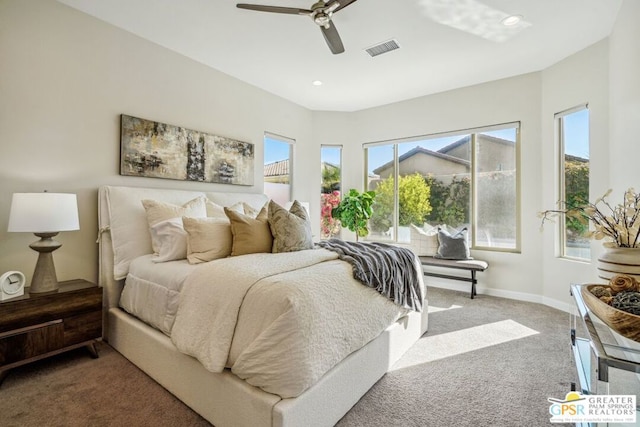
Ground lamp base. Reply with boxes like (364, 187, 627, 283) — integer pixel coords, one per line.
(28, 232, 61, 294)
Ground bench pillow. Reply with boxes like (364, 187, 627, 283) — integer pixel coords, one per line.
(435, 227, 472, 260)
(409, 224, 439, 257)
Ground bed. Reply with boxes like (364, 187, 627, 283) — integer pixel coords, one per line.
(98, 184, 429, 427)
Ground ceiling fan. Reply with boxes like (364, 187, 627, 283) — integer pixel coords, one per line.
(236, 0, 358, 54)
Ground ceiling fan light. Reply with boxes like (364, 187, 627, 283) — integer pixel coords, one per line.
(314, 13, 330, 26)
(312, 80, 323, 86)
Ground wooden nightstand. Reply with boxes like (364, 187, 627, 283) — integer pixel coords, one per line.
(0, 279, 102, 385)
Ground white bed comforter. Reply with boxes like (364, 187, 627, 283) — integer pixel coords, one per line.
(171, 248, 414, 398)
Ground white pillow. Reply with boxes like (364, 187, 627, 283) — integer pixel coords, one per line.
(149, 218, 188, 263)
(409, 223, 439, 257)
(142, 196, 207, 253)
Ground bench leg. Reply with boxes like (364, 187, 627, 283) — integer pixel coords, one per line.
(470, 271, 477, 299)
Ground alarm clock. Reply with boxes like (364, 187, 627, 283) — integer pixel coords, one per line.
(0, 271, 26, 301)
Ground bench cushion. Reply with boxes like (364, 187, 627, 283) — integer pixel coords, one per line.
(419, 256, 488, 271)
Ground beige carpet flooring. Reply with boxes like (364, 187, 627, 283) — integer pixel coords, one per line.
(0, 287, 576, 426)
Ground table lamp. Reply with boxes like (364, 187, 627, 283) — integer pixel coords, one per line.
(7, 192, 80, 293)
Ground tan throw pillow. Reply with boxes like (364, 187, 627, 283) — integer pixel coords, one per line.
(225, 206, 273, 256)
(182, 217, 233, 264)
(141, 197, 207, 253)
(268, 200, 314, 253)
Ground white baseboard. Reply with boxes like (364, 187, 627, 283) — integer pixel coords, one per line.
(427, 281, 575, 314)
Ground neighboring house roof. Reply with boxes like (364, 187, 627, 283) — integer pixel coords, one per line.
(265, 160, 339, 177)
(437, 134, 515, 155)
(437, 135, 471, 155)
(264, 159, 289, 177)
(372, 146, 469, 175)
(565, 154, 589, 163)
(372, 134, 520, 176)
(322, 161, 340, 172)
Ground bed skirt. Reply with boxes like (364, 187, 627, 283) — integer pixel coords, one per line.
(108, 305, 427, 427)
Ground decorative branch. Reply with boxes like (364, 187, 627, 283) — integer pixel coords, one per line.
(540, 188, 640, 248)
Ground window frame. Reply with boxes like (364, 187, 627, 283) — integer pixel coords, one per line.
(363, 121, 521, 253)
(263, 132, 295, 203)
(320, 144, 343, 240)
(555, 104, 590, 261)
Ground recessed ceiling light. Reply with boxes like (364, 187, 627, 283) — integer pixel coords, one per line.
(312, 80, 323, 86)
(501, 15, 523, 26)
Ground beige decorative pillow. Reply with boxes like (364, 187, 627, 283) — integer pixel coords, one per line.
(182, 217, 233, 264)
(268, 200, 314, 253)
(225, 206, 273, 256)
(206, 199, 243, 219)
(141, 197, 207, 253)
(242, 201, 267, 219)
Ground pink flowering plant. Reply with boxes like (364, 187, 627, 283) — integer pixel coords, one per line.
(321, 191, 341, 239)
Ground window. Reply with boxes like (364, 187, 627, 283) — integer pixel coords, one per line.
(320, 145, 342, 239)
(366, 144, 396, 241)
(263, 133, 294, 206)
(365, 122, 520, 251)
(556, 106, 590, 260)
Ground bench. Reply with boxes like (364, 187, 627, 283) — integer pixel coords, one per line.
(419, 256, 488, 299)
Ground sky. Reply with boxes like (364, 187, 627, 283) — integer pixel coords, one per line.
(563, 108, 590, 158)
(264, 137, 292, 164)
(264, 109, 589, 175)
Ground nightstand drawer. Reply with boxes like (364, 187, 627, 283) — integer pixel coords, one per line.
(63, 311, 102, 346)
(0, 320, 64, 365)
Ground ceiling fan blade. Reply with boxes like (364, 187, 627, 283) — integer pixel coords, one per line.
(236, 4, 312, 15)
(334, 0, 358, 13)
(320, 22, 345, 54)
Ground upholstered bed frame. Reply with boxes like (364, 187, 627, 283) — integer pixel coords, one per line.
(97, 185, 429, 427)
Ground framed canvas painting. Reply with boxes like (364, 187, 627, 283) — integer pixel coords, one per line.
(120, 114, 254, 185)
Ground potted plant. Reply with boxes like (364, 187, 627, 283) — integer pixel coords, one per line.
(331, 189, 376, 241)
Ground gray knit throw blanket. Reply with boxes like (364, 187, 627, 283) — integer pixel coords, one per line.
(316, 239, 423, 312)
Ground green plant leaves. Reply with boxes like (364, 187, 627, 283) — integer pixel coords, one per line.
(331, 189, 376, 239)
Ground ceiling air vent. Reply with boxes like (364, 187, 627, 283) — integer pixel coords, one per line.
(365, 39, 400, 57)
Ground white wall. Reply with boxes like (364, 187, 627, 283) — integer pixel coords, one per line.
(609, 0, 640, 192)
(540, 40, 610, 311)
(0, 0, 314, 285)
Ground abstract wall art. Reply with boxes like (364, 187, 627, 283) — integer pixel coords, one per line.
(120, 114, 254, 186)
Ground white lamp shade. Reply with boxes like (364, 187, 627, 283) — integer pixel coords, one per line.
(8, 193, 80, 233)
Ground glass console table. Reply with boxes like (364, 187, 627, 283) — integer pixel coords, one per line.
(570, 284, 640, 427)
